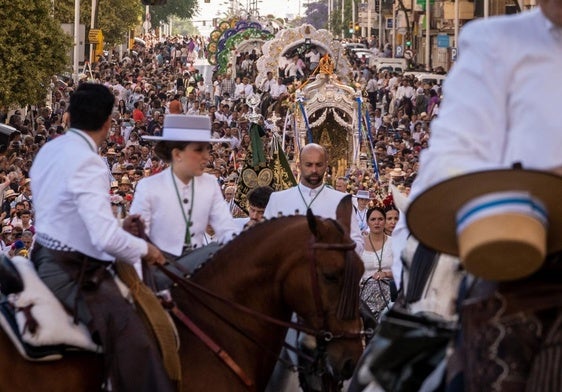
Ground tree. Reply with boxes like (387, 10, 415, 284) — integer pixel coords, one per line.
(54, 0, 143, 45)
(0, 0, 70, 107)
(149, 0, 199, 27)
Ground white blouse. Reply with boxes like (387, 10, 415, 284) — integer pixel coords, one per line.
(361, 235, 393, 280)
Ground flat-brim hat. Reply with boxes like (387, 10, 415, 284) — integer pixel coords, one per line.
(354, 190, 371, 200)
(407, 168, 562, 281)
(143, 114, 230, 143)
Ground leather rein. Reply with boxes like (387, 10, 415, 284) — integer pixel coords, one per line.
(142, 225, 367, 390)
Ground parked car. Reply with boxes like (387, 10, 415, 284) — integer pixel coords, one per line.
(403, 71, 447, 86)
(370, 57, 408, 73)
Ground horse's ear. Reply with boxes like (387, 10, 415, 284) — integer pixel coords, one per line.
(335, 194, 353, 234)
(306, 208, 319, 237)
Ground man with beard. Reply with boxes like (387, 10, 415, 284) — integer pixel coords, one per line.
(264, 143, 363, 252)
(264, 144, 364, 391)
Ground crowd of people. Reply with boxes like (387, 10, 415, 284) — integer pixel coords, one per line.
(0, 32, 442, 316)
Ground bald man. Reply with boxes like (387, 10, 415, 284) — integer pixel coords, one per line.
(264, 143, 364, 253)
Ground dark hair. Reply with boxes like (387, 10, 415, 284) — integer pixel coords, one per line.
(366, 207, 386, 221)
(247, 186, 274, 209)
(153, 141, 190, 162)
(69, 84, 114, 131)
(384, 204, 399, 215)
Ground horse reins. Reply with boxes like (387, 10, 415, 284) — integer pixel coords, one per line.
(133, 217, 367, 390)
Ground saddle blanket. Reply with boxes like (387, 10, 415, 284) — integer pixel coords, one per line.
(0, 256, 111, 361)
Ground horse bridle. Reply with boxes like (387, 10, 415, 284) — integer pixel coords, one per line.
(151, 233, 369, 389)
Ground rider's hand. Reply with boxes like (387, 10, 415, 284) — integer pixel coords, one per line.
(123, 214, 144, 237)
(144, 243, 166, 266)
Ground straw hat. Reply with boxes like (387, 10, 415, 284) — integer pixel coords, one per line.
(120, 176, 132, 185)
(4, 189, 19, 199)
(389, 167, 406, 178)
(106, 148, 117, 155)
(143, 114, 230, 142)
(406, 168, 562, 281)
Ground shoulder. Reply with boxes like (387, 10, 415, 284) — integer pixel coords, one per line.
(196, 173, 222, 190)
(136, 169, 169, 188)
(269, 187, 298, 199)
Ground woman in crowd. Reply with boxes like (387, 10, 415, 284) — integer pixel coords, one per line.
(384, 204, 400, 236)
(360, 207, 395, 321)
(130, 114, 240, 257)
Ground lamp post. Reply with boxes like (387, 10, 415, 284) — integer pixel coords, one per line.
(73, 0, 80, 83)
(425, 0, 430, 70)
(341, 0, 345, 38)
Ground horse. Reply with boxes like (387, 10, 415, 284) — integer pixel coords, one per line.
(0, 211, 366, 392)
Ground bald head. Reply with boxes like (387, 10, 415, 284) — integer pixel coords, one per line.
(298, 143, 328, 188)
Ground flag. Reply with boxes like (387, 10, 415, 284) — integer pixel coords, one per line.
(235, 123, 296, 214)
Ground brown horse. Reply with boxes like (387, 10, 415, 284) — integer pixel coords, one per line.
(0, 212, 365, 391)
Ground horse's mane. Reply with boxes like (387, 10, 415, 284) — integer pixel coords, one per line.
(193, 215, 345, 277)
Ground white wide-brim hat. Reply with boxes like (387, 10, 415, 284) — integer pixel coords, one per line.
(354, 190, 371, 200)
(407, 168, 562, 281)
(143, 114, 230, 143)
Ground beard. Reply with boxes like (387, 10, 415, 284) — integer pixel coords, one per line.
(302, 173, 323, 187)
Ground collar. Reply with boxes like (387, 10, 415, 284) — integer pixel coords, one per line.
(298, 183, 324, 195)
(170, 168, 194, 188)
(68, 128, 98, 152)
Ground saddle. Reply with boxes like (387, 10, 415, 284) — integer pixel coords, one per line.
(0, 256, 102, 361)
(0, 254, 24, 295)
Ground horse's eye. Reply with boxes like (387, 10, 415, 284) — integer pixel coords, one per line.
(323, 273, 339, 284)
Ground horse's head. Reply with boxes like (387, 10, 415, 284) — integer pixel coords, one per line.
(284, 210, 365, 381)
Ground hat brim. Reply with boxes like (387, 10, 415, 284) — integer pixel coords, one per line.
(142, 135, 231, 143)
(407, 169, 562, 256)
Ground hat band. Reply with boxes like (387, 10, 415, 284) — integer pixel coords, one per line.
(163, 127, 211, 140)
(456, 191, 548, 235)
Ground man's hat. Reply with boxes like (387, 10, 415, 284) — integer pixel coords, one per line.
(4, 190, 19, 199)
(120, 176, 132, 185)
(143, 115, 229, 143)
(355, 190, 371, 200)
(106, 148, 117, 155)
(407, 168, 562, 281)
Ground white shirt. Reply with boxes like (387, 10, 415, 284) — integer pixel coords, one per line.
(270, 82, 288, 99)
(264, 184, 364, 254)
(361, 236, 393, 280)
(30, 129, 147, 262)
(392, 8, 562, 287)
(130, 169, 240, 256)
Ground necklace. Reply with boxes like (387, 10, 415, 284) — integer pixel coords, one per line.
(368, 233, 386, 271)
(297, 184, 325, 210)
(171, 166, 195, 247)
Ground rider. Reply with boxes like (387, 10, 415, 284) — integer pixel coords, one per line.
(30, 83, 174, 392)
(392, 1, 562, 389)
(130, 114, 240, 256)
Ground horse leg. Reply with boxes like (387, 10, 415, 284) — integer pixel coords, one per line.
(0, 330, 104, 392)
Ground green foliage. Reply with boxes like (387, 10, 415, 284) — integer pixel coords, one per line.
(149, 0, 199, 26)
(0, 0, 71, 107)
(54, 0, 142, 45)
(172, 18, 199, 36)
